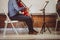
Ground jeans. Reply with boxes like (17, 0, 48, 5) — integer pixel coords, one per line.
(9, 14, 34, 32)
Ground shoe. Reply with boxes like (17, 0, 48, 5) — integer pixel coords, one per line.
(29, 30, 38, 34)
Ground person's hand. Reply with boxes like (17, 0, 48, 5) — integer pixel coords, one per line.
(21, 7, 26, 11)
(19, 11, 24, 14)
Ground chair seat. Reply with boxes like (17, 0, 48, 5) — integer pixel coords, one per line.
(5, 20, 19, 23)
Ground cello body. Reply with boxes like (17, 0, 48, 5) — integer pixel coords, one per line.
(17, 0, 29, 16)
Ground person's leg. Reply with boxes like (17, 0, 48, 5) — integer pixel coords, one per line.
(57, 9, 60, 16)
(10, 14, 38, 34)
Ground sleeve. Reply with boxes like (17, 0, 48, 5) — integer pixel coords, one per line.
(12, 0, 25, 11)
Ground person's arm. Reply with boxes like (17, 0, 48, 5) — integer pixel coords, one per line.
(12, 0, 25, 11)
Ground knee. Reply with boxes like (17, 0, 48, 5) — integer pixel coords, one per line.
(26, 17, 32, 21)
(27, 16, 31, 19)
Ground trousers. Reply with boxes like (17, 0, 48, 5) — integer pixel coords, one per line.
(9, 14, 34, 31)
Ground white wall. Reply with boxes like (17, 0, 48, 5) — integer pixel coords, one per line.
(0, 0, 57, 14)
(0, 0, 8, 14)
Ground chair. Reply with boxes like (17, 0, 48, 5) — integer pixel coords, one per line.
(55, 12, 60, 31)
(3, 9, 19, 37)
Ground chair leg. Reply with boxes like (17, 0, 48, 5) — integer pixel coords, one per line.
(55, 20, 58, 32)
(3, 22, 8, 37)
(10, 22, 19, 35)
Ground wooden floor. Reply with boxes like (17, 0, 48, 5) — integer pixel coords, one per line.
(0, 28, 60, 40)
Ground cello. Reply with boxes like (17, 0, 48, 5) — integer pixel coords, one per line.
(16, 0, 29, 16)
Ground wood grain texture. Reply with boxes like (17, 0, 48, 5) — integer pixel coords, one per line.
(0, 13, 57, 28)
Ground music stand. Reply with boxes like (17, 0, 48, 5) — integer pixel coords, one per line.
(40, 1, 51, 34)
